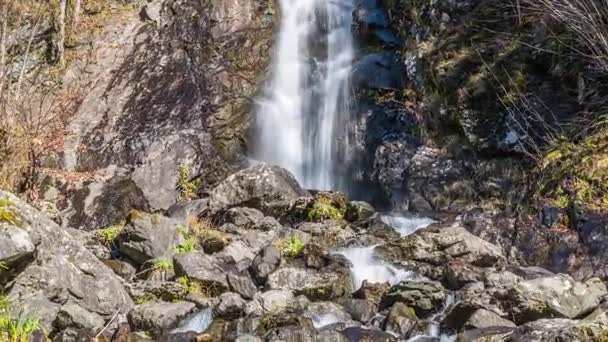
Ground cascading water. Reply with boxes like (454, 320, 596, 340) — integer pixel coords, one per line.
(255, 0, 354, 191)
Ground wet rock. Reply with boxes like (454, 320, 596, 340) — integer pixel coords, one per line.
(345, 201, 376, 223)
(353, 281, 391, 306)
(249, 244, 281, 285)
(383, 302, 420, 337)
(341, 299, 376, 323)
(380, 280, 445, 318)
(352, 53, 407, 90)
(340, 327, 397, 342)
(128, 301, 196, 337)
(214, 292, 246, 319)
(207, 164, 309, 214)
(266, 266, 352, 301)
(173, 252, 229, 292)
(117, 212, 184, 265)
(378, 224, 505, 286)
(306, 301, 352, 326)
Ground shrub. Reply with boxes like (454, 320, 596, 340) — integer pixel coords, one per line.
(307, 194, 346, 222)
(275, 235, 304, 258)
(176, 276, 202, 295)
(152, 258, 173, 272)
(176, 163, 201, 202)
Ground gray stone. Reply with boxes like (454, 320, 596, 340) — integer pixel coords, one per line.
(266, 267, 352, 301)
(118, 212, 184, 265)
(222, 207, 264, 228)
(173, 252, 229, 291)
(214, 292, 246, 319)
(249, 244, 281, 285)
(1, 191, 133, 333)
(54, 303, 106, 330)
(128, 301, 196, 337)
(384, 302, 419, 337)
(207, 164, 309, 213)
(0, 224, 35, 265)
(380, 280, 445, 318)
(465, 309, 516, 329)
(227, 271, 258, 299)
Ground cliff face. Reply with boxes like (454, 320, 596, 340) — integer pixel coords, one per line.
(32, 0, 277, 229)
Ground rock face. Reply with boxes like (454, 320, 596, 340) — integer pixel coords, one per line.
(0, 191, 133, 333)
(53, 0, 278, 229)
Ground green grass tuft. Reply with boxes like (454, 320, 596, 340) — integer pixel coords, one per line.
(307, 194, 345, 222)
(0, 292, 40, 342)
(0, 196, 20, 225)
(97, 223, 123, 246)
(152, 258, 173, 272)
(275, 235, 304, 258)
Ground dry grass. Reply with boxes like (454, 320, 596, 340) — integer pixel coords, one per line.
(522, 0, 608, 73)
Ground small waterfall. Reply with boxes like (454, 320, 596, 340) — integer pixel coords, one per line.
(255, 0, 354, 191)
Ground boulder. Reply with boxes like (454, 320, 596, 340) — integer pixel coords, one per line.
(227, 270, 258, 300)
(383, 302, 420, 337)
(380, 280, 445, 318)
(249, 244, 281, 285)
(246, 290, 295, 315)
(117, 212, 184, 265)
(207, 164, 309, 214)
(54, 303, 106, 331)
(496, 274, 607, 324)
(378, 224, 505, 286)
(128, 301, 196, 337)
(173, 252, 229, 292)
(353, 281, 391, 306)
(266, 267, 352, 301)
(508, 318, 608, 341)
(214, 292, 246, 319)
(0, 224, 35, 267)
(465, 309, 516, 330)
(221, 207, 264, 228)
(341, 299, 376, 323)
(0, 191, 133, 333)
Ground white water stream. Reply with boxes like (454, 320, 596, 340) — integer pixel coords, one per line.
(255, 0, 354, 190)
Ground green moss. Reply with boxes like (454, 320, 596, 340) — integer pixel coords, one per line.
(176, 276, 222, 297)
(126, 209, 145, 221)
(259, 311, 280, 331)
(0, 196, 20, 226)
(97, 223, 124, 245)
(176, 163, 201, 202)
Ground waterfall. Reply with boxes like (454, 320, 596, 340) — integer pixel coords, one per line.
(255, 0, 354, 191)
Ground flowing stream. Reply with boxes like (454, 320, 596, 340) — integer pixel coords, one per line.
(255, 0, 354, 191)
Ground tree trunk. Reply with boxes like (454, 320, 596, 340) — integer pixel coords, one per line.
(57, 0, 67, 67)
(73, 0, 82, 30)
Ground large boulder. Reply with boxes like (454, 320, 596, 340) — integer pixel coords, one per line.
(128, 301, 196, 337)
(378, 224, 505, 287)
(0, 191, 133, 333)
(266, 266, 352, 301)
(207, 164, 309, 213)
(173, 252, 229, 293)
(495, 274, 607, 324)
(380, 280, 445, 318)
(117, 211, 184, 265)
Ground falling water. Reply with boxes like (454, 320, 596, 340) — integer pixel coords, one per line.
(255, 0, 354, 190)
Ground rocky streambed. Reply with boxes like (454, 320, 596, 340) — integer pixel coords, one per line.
(2, 164, 608, 341)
